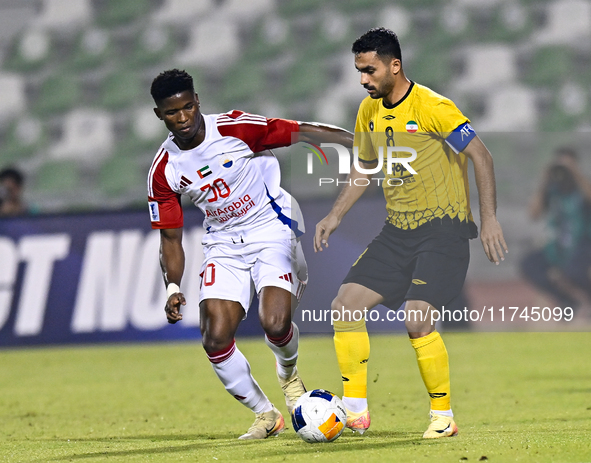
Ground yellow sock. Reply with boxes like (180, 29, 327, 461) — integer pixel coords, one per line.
(333, 320, 370, 399)
(410, 331, 451, 411)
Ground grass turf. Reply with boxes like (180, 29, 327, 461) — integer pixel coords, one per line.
(1, 332, 590, 462)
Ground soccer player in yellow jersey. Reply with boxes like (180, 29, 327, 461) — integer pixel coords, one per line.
(314, 28, 508, 438)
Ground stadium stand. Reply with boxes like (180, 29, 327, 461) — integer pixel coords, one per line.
(151, 0, 215, 25)
(0, 0, 589, 221)
(0, 73, 26, 122)
(33, 0, 93, 31)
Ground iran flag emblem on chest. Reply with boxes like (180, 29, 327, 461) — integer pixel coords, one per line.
(406, 121, 418, 133)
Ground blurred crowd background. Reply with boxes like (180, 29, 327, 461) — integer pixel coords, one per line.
(1, 0, 591, 305)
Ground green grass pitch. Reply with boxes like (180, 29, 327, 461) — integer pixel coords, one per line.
(1, 332, 590, 462)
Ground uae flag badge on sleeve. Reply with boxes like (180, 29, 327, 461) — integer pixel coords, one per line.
(406, 121, 418, 133)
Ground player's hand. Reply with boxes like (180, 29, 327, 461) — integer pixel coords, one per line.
(165, 292, 186, 324)
(480, 217, 508, 265)
(314, 215, 340, 252)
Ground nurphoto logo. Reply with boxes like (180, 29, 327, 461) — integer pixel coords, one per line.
(305, 142, 418, 187)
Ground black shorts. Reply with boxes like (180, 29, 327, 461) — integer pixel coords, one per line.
(343, 221, 471, 310)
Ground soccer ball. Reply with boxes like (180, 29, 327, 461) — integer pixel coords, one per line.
(291, 389, 347, 443)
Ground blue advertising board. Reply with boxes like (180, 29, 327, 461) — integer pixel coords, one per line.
(0, 209, 209, 346)
(0, 197, 404, 347)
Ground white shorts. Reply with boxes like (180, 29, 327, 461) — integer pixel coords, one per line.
(198, 238, 308, 313)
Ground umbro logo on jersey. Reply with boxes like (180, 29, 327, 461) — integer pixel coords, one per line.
(197, 165, 213, 179)
(382, 115, 396, 120)
(179, 175, 193, 188)
(412, 279, 427, 285)
(279, 273, 293, 283)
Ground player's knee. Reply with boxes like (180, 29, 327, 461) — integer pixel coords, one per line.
(261, 313, 291, 339)
(330, 295, 347, 319)
(404, 312, 432, 334)
(201, 330, 234, 354)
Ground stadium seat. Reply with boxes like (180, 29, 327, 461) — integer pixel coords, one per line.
(0, 73, 27, 122)
(533, 0, 591, 45)
(406, 45, 452, 92)
(220, 0, 276, 23)
(33, 75, 82, 115)
(0, 4, 37, 45)
(5, 29, 52, 71)
(132, 106, 169, 145)
(537, 82, 590, 132)
(476, 85, 538, 131)
(0, 118, 45, 165)
(48, 109, 114, 163)
(222, 62, 266, 107)
(277, 0, 324, 16)
(243, 16, 291, 60)
(33, 0, 93, 31)
(68, 29, 111, 70)
(96, 0, 151, 26)
(175, 14, 240, 71)
(337, 0, 389, 10)
(36, 160, 79, 193)
(281, 56, 329, 101)
(522, 46, 574, 87)
(305, 9, 351, 57)
(495, 1, 533, 41)
(376, 5, 412, 40)
(99, 156, 145, 197)
(151, 0, 215, 25)
(453, 44, 517, 93)
(100, 71, 143, 110)
(131, 26, 176, 65)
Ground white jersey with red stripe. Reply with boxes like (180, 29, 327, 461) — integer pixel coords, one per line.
(147, 110, 304, 244)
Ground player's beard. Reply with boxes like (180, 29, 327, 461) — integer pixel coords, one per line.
(375, 75, 396, 100)
(366, 75, 395, 100)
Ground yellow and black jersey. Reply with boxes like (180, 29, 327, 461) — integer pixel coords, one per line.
(354, 82, 477, 232)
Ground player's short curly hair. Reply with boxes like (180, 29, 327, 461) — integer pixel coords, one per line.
(150, 69, 194, 102)
(352, 28, 402, 62)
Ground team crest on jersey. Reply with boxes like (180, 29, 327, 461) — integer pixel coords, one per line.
(383, 115, 396, 120)
(220, 154, 234, 169)
(406, 121, 418, 133)
(369, 120, 374, 132)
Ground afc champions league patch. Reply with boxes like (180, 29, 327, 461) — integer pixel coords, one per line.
(220, 154, 234, 169)
(148, 201, 160, 222)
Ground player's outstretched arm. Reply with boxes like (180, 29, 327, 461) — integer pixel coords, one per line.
(314, 166, 373, 252)
(463, 136, 509, 265)
(159, 227, 186, 323)
(297, 122, 354, 148)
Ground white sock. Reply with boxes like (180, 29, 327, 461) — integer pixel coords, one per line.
(342, 396, 368, 414)
(265, 322, 299, 379)
(207, 340, 272, 414)
(431, 409, 453, 417)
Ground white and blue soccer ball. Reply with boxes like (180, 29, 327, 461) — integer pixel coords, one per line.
(291, 389, 347, 443)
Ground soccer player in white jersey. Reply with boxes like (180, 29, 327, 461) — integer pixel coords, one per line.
(147, 69, 353, 439)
